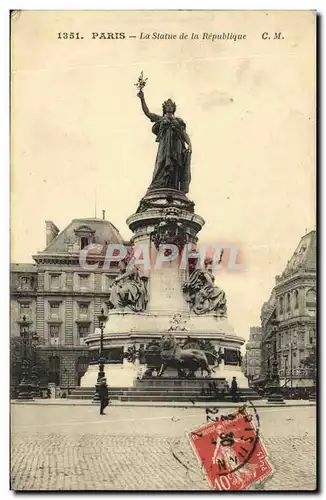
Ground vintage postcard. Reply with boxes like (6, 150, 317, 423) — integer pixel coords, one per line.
(10, 10, 316, 491)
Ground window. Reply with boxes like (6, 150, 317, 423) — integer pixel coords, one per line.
(49, 325, 60, 346)
(309, 328, 316, 344)
(79, 275, 89, 288)
(294, 290, 299, 309)
(299, 332, 305, 344)
(284, 332, 288, 347)
(306, 289, 316, 303)
(306, 289, 316, 315)
(80, 237, 89, 250)
(78, 325, 89, 338)
(79, 303, 89, 318)
(277, 333, 281, 348)
(279, 296, 284, 314)
(49, 324, 60, 338)
(286, 293, 291, 313)
(20, 303, 30, 316)
(50, 274, 60, 289)
(50, 302, 60, 318)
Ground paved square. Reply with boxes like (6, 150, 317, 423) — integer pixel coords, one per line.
(11, 404, 316, 491)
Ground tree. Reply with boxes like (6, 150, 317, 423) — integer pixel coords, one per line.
(300, 348, 317, 384)
(10, 335, 49, 394)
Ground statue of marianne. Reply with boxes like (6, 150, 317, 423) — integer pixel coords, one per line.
(137, 89, 192, 194)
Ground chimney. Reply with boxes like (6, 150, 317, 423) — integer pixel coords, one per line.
(102, 210, 106, 220)
(45, 221, 60, 246)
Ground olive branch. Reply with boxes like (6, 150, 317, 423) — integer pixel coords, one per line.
(134, 71, 148, 91)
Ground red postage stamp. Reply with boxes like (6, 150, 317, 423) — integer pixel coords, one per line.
(188, 405, 273, 490)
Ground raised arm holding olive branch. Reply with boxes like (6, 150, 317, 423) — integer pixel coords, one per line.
(136, 78, 192, 193)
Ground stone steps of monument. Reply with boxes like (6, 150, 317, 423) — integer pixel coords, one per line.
(118, 390, 226, 397)
(117, 395, 261, 402)
(134, 377, 227, 385)
(69, 390, 226, 399)
(126, 386, 257, 396)
(68, 386, 261, 402)
(69, 387, 232, 396)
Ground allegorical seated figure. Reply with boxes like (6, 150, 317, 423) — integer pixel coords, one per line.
(108, 261, 149, 312)
(137, 88, 192, 193)
(182, 259, 227, 316)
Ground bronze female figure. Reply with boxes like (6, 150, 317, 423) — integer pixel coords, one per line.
(137, 89, 192, 193)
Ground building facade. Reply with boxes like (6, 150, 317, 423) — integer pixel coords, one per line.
(260, 230, 316, 390)
(10, 217, 125, 388)
(244, 327, 262, 384)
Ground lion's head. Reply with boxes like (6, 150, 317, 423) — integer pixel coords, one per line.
(160, 334, 176, 352)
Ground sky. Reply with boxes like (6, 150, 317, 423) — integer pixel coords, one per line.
(11, 10, 316, 340)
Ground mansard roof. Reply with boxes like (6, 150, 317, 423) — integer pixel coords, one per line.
(279, 229, 316, 281)
(260, 290, 276, 325)
(40, 218, 125, 255)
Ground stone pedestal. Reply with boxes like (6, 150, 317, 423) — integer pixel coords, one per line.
(81, 363, 140, 388)
(217, 363, 249, 389)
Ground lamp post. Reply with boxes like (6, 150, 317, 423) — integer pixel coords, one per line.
(93, 308, 108, 402)
(267, 320, 285, 404)
(289, 334, 293, 392)
(284, 355, 288, 387)
(17, 315, 33, 400)
(30, 332, 41, 398)
(64, 368, 70, 395)
(264, 339, 272, 392)
(309, 336, 316, 401)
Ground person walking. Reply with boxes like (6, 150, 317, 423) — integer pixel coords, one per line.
(231, 376, 238, 402)
(99, 377, 109, 415)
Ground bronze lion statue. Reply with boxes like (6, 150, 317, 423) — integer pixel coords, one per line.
(158, 334, 219, 378)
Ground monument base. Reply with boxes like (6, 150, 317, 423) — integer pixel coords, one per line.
(71, 374, 260, 402)
(216, 364, 249, 388)
(80, 362, 140, 388)
(80, 361, 248, 389)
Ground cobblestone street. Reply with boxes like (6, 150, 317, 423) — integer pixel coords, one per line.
(11, 404, 316, 491)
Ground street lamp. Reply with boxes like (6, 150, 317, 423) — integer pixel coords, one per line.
(64, 368, 70, 395)
(93, 308, 108, 402)
(17, 315, 33, 400)
(310, 336, 316, 401)
(264, 339, 272, 388)
(266, 320, 285, 405)
(30, 332, 41, 398)
(283, 355, 289, 397)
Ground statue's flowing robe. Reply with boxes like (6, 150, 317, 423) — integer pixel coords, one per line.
(184, 270, 226, 315)
(148, 113, 191, 193)
(109, 272, 148, 312)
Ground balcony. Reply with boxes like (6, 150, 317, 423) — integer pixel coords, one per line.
(49, 337, 61, 347)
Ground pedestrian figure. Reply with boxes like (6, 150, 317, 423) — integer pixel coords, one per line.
(231, 376, 238, 402)
(47, 388, 51, 399)
(99, 377, 109, 415)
